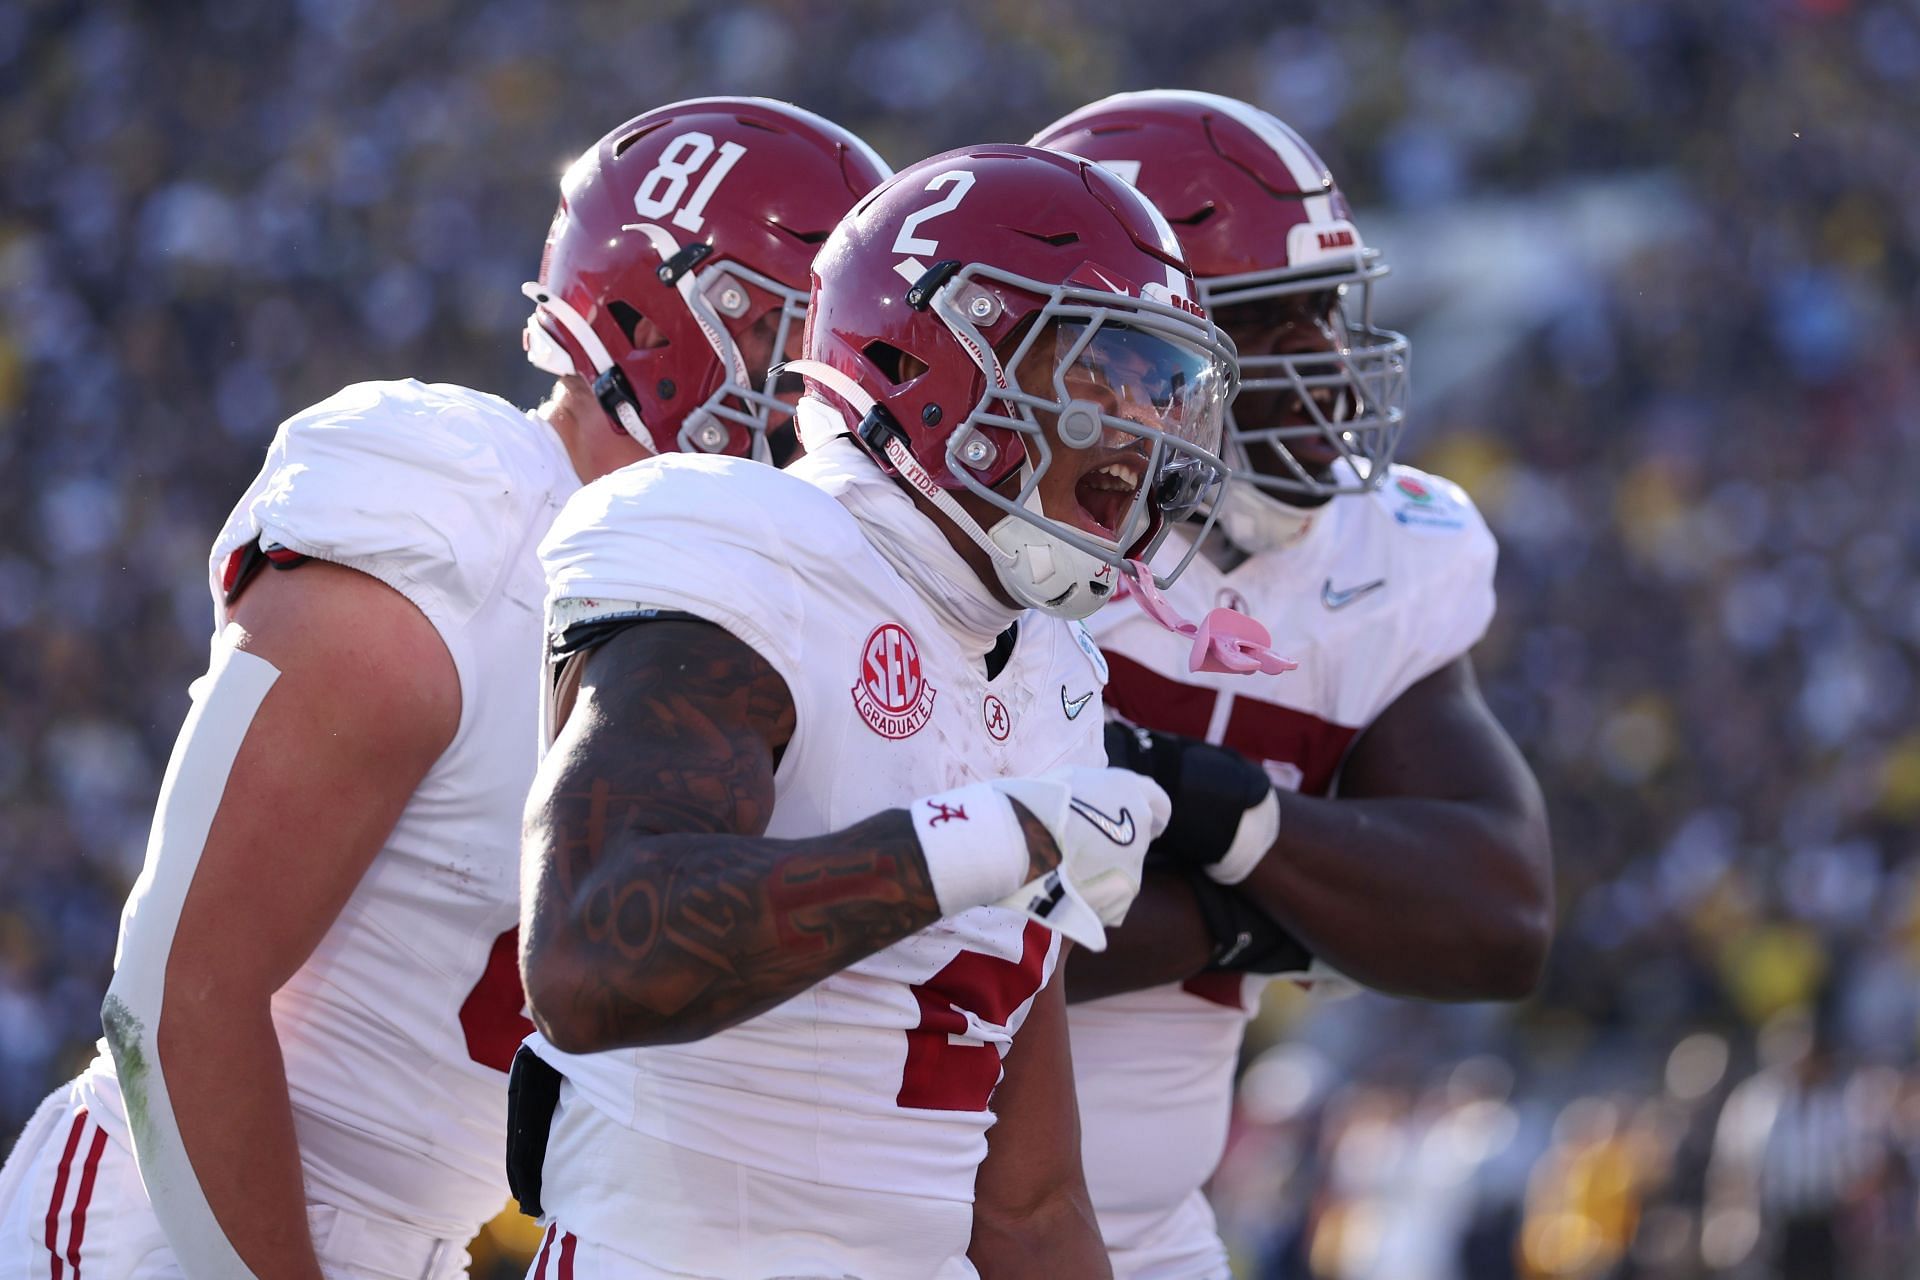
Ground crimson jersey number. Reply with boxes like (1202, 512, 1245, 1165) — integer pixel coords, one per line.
(460, 927, 535, 1072)
(896, 923, 1051, 1112)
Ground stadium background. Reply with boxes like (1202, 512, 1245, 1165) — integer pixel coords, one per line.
(2, 1, 1916, 1275)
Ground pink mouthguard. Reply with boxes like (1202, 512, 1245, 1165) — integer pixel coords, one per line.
(1123, 560, 1299, 676)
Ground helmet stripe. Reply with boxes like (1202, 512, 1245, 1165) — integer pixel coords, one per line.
(759, 100, 894, 183)
(1107, 89, 1337, 225)
(666, 95, 893, 183)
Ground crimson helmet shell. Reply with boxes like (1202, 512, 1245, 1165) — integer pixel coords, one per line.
(802, 143, 1217, 493)
(792, 143, 1238, 616)
(524, 97, 890, 457)
(1032, 90, 1408, 499)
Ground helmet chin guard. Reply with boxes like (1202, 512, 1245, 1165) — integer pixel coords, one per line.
(986, 493, 1118, 620)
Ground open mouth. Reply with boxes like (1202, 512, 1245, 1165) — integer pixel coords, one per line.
(1075, 457, 1146, 541)
(1288, 430, 1344, 466)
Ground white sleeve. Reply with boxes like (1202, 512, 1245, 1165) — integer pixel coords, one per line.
(1390, 471, 1499, 688)
(1431, 499, 1497, 671)
(210, 382, 520, 629)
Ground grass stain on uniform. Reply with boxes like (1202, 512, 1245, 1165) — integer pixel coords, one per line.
(101, 994, 158, 1148)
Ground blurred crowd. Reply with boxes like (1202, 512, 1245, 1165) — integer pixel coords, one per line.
(2, 0, 1915, 1275)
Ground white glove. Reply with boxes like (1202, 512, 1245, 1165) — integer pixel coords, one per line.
(911, 766, 1170, 951)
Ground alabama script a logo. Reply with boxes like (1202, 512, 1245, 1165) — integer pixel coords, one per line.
(852, 622, 939, 739)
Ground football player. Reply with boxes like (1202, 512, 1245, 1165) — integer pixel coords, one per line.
(0, 99, 888, 1280)
(1028, 91, 1555, 1279)
(514, 143, 1265, 1278)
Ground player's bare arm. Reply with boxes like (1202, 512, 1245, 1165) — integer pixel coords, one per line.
(968, 957, 1113, 1279)
(521, 617, 1062, 1053)
(1063, 867, 1216, 1002)
(105, 560, 459, 1280)
(1240, 655, 1551, 999)
(1078, 657, 1550, 1004)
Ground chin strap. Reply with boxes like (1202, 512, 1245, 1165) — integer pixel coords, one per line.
(1125, 560, 1298, 676)
(877, 433, 1018, 569)
(785, 366, 1016, 569)
(520, 282, 654, 448)
(786, 370, 1129, 622)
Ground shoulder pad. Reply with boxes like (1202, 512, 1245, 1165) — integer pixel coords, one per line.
(210, 380, 563, 624)
(1373, 468, 1486, 537)
(540, 454, 821, 676)
(1372, 465, 1499, 667)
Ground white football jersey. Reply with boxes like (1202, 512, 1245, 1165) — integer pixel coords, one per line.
(527, 450, 1106, 1278)
(75, 379, 578, 1240)
(1071, 466, 1497, 1278)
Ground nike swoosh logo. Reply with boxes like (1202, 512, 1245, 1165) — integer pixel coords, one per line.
(1068, 797, 1136, 845)
(1321, 577, 1386, 610)
(1061, 686, 1095, 720)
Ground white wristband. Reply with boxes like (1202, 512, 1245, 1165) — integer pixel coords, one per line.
(909, 782, 1034, 916)
(1207, 789, 1280, 885)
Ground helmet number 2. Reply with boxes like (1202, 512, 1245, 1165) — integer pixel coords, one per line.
(892, 169, 977, 259)
(632, 131, 748, 235)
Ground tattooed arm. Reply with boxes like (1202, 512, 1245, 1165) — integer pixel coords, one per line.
(520, 618, 1058, 1053)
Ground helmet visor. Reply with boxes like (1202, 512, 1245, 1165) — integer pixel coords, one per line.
(1046, 320, 1230, 453)
(930, 259, 1238, 592)
(984, 315, 1232, 554)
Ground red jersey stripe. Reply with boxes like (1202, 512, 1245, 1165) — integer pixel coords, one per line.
(1102, 654, 1215, 741)
(42, 1107, 88, 1280)
(1180, 969, 1251, 1010)
(533, 1224, 556, 1278)
(64, 1127, 109, 1277)
(1104, 652, 1358, 797)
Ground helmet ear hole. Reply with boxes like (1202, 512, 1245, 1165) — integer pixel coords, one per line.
(861, 341, 929, 386)
(609, 302, 670, 351)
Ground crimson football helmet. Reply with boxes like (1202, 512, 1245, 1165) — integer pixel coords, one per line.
(1032, 90, 1408, 500)
(788, 144, 1237, 620)
(522, 98, 890, 459)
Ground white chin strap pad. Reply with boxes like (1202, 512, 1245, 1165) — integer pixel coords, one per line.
(986, 505, 1114, 621)
(794, 395, 856, 453)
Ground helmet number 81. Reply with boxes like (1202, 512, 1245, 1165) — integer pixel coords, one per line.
(632, 131, 749, 235)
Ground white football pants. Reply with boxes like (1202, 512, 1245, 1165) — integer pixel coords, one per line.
(0, 1081, 469, 1280)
